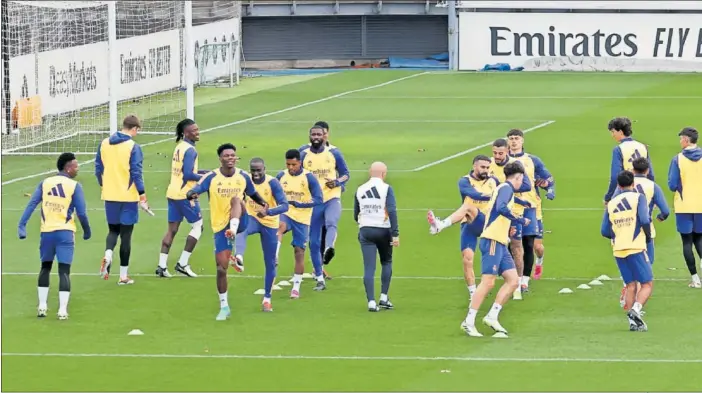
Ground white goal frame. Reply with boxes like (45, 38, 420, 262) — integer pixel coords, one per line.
(197, 41, 241, 88)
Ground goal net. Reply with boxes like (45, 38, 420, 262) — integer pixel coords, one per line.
(1, 0, 242, 156)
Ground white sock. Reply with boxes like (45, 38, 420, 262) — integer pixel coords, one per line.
(38, 287, 49, 309)
(486, 303, 502, 319)
(58, 291, 70, 313)
(276, 241, 281, 259)
(120, 266, 129, 279)
(178, 251, 191, 267)
(292, 274, 302, 291)
(515, 282, 522, 293)
(263, 296, 271, 304)
(536, 256, 544, 265)
(368, 300, 377, 309)
(158, 253, 168, 269)
(692, 274, 701, 284)
(439, 218, 452, 230)
(229, 218, 240, 234)
(104, 249, 113, 262)
(316, 275, 325, 283)
(380, 293, 388, 302)
(522, 276, 530, 286)
(219, 292, 229, 308)
(465, 308, 478, 326)
(467, 284, 476, 296)
(632, 302, 643, 313)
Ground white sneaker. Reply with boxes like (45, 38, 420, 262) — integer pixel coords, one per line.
(460, 320, 483, 337)
(118, 277, 134, 285)
(37, 307, 47, 318)
(483, 317, 508, 334)
(175, 264, 198, 278)
(427, 210, 441, 235)
(57, 310, 68, 320)
(689, 280, 702, 289)
(512, 288, 523, 300)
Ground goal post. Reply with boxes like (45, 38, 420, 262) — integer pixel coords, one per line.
(197, 41, 241, 88)
(1, 1, 242, 156)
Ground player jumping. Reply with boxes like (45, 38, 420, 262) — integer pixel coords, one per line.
(157, 119, 207, 278)
(234, 158, 289, 312)
(95, 115, 152, 285)
(18, 153, 91, 319)
(601, 170, 653, 331)
(186, 143, 268, 320)
(277, 149, 323, 298)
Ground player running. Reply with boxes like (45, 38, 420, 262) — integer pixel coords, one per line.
(18, 153, 91, 319)
(95, 115, 152, 285)
(156, 119, 206, 278)
(601, 170, 653, 331)
(277, 149, 323, 298)
(507, 128, 555, 289)
(428, 155, 498, 298)
(234, 158, 289, 312)
(459, 162, 528, 337)
(488, 138, 532, 300)
(604, 117, 654, 204)
(186, 143, 268, 320)
(668, 127, 702, 288)
(300, 125, 350, 287)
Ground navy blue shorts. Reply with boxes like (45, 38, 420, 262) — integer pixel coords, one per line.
(105, 201, 138, 225)
(521, 208, 539, 237)
(479, 238, 516, 276)
(616, 251, 653, 284)
(167, 198, 202, 224)
(459, 211, 485, 251)
(213, 212, 248, 254)
(39, 230, 75, 264)
(675, 213, 702, 234)
(510, 220, 523, 241)
(281, 214, 309, 249)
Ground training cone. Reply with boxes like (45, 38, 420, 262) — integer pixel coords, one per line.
(588, 280, 604, 286)
(253, 289, 265, 295)
(577, 284, 591, 290)
(558, 288, 573, 294)
(596, 275, 613, 281)
(128, 329, 144, 336)
(272, 285, 282, 291)
(302, 273, 314, 279)
(276, 280, 291, 287)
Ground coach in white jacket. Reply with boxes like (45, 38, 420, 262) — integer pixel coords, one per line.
(354, 162, 399, 312)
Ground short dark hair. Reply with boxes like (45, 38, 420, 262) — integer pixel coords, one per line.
(250, 157, 265, 166)
(122, 115, 142, 130)
(57, 152, 76, 171)
(473, 154, 491, 164)
(217, 143, 236, 156)
(314, 121, 329, 131)
(608, 117, 633, 136)
(679, 127, 699, 143)
(631, 157, 649, 174)
(503, 162, 525, 178)
(176, 118, 195, 142)
(310, 125, 324, 134)
(617, 170, 635, 188)
(506, 128, 524, 138)
(286, 149, 301, 160)
(493, 138, 508, 148)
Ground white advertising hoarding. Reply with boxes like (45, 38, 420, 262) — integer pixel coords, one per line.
(457, 1, 702, 10)
(458, 12, 702, 71)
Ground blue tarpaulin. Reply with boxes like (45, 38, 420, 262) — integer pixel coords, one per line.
(388, 52, 449, 69)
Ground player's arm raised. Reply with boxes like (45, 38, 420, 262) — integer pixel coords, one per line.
(72, 183, 92, 240)
(265, 179, 289, 217)
(242, 171, 267, 207)
(652, 184, 670, 221)
(327, 149, 350, 189)
(17, 181, 43, 239)
(187, 172, 215, 200)
(605, 146, 624, 202)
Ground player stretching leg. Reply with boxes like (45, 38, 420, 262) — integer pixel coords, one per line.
(301, 125, 350, 286)
(157, 119, 206, 278)
(234, 158, 289, 311)
(461, 163, 527, 337)
(612, 158, 669, 308)
(18, 153, 91, 319)
(668, 127, 702, 288)
(602, 171, 653, 331)
(95, 115, 152, 285)
(186, 143, 268, 320)
(277, 149, 323, 297)
(507, 129, 554, 291)
(488, 139, 531, 300)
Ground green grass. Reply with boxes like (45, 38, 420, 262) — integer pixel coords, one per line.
(2, 71, 702, 391)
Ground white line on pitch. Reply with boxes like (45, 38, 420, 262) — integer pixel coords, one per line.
(340, 96, 702, 100)
(1, 72, 428, 187)
(0, 272, 687, 282)
(2, 352, 699, 363)
(412, 120, 556, 171)
(0, 207, 602, 212)
(246, 119, 551, 124)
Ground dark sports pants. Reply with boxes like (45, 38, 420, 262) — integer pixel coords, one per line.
(359, 227, 393, 302)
